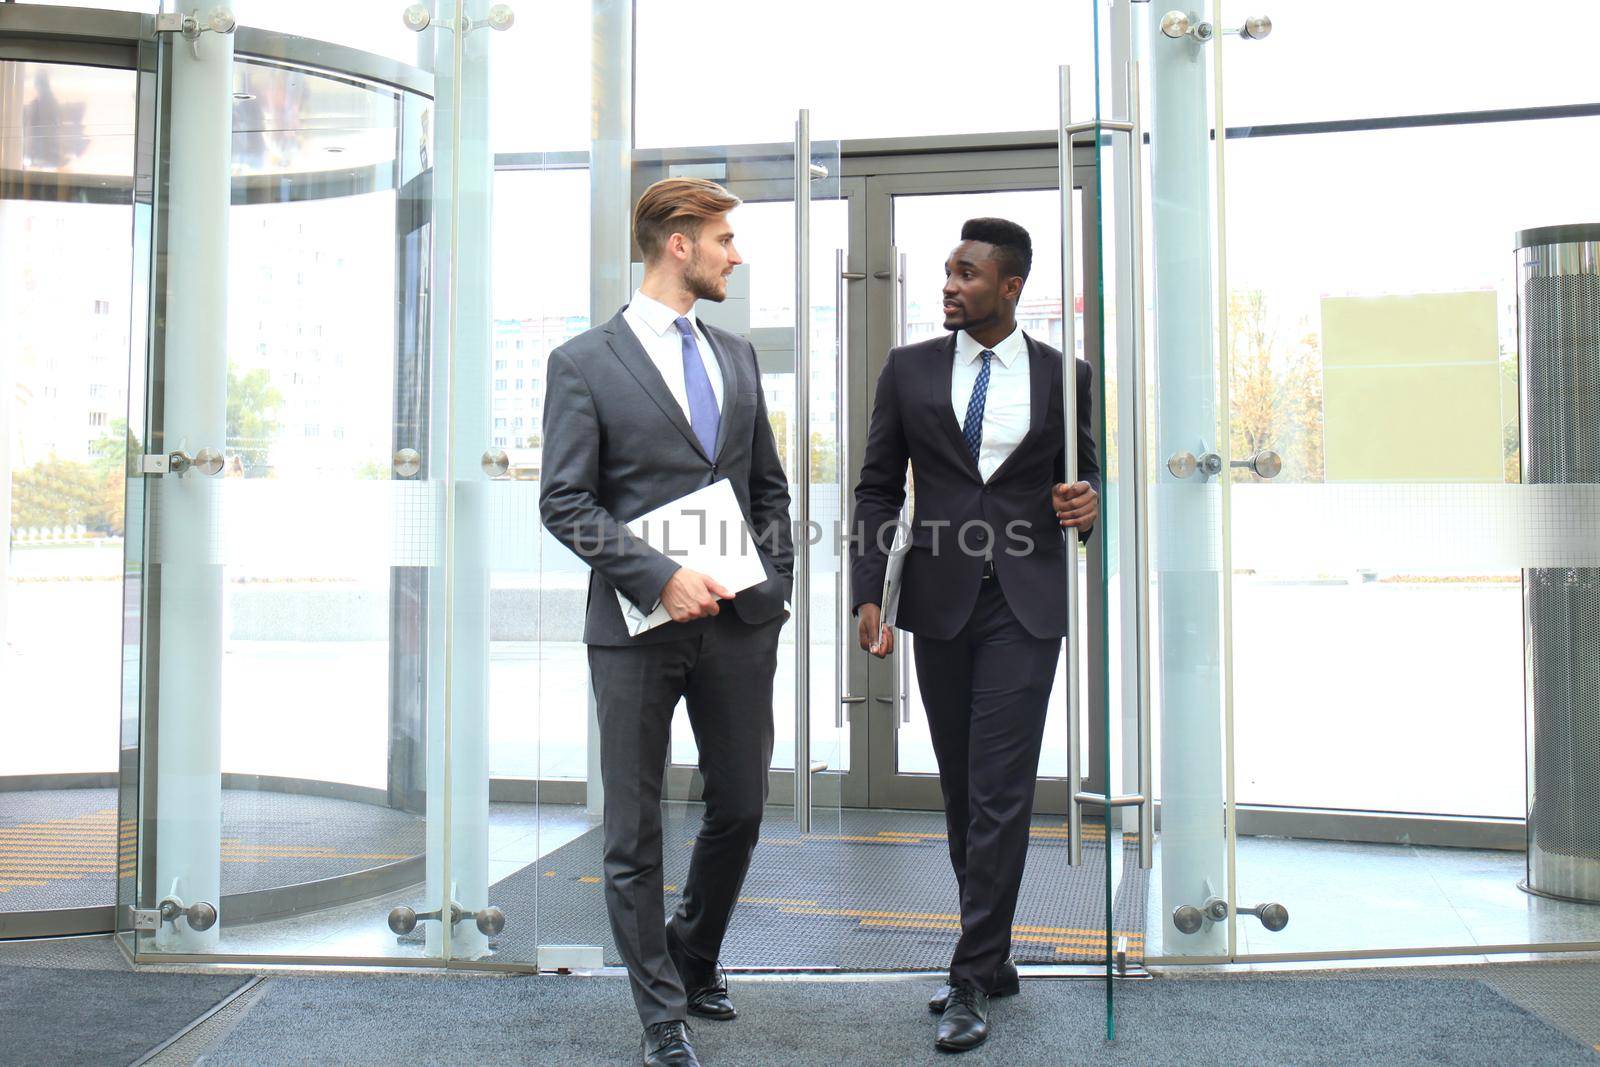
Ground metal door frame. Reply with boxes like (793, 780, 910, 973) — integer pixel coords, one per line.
(844, 146, 1108, 814)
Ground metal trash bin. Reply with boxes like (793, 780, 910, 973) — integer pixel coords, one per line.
(1516, 223, 1600, 904)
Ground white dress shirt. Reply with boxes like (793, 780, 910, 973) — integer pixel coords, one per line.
(950, 326, 1030, 482)
(622, 288, 725, 420)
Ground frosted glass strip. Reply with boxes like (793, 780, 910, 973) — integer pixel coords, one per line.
(1229, 483, 1600, 570)
(149, 479, 443, 568)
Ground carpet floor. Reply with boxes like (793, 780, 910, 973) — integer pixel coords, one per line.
(195, 971, 1599, 1066)
(0, 964, 251, 1067)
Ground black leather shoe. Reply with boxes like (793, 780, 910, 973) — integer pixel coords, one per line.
(928, 958, 1019, 1013)
(934, 983, 990, 1053)
(666, 924, 736, 1021)
(642, 1021, 700, 1067)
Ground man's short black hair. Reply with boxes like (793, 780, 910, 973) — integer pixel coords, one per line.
(960, 217, 1033, 283)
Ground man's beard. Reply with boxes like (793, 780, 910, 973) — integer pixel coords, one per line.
(945, 303, 998, 333)
(685, 248, 727, 303)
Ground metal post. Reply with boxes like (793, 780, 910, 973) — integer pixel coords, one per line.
(793, 110, 812, 831)
(150, 15, 234, 953)
(430, 0, 498, 962)
(587, 0, 634, 817)
(1149, 4, 1227, 955)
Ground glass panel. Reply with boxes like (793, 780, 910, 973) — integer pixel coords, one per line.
(634, 1, 1097, 147)
(1222, 0, 1596, 128)
(129, 35, 442, 959)
(242, 4, 433, 68)
(0, 59, 136, 931)
(1216, 0, 1600, 957)
(643, 127, 852, 972)
(1086, 1, 1127, 1032)
(435, 0, 597, 967)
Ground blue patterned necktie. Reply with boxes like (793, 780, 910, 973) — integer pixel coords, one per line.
(674, 316, 720, 457)
(961, 349, 993, 468)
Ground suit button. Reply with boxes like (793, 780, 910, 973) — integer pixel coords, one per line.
(982, 486, 992, 495)
(710, 464, 718, 475)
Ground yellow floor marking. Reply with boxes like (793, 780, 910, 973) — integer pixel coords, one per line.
(737, 897, 820, 907)
(0, 862, 116, 871)
(854, 916, 960, 927)
(778, 905, 959, 922)
(220, 850, 412, 861)
(852, 918, 1141, 951)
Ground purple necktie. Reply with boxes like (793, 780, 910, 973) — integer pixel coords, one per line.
(674, 316, 720, 457)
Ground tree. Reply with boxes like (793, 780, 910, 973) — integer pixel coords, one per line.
(11, 456, 100, 532)
(226, 364, 285, 473)
(1226, 290, 1324, 483)
(760, 411, 839, 483)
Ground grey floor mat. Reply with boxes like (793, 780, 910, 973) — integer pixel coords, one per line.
(0, 965, 251, 1067)
(197, 971, 1598, 1066)
(0, 789, 422, 913)
(487, 805, 1147, 968)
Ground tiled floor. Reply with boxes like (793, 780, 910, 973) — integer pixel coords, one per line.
(1144, 834, 1600, 961)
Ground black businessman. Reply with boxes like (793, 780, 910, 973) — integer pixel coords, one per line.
(850, 218, 1100, 1053)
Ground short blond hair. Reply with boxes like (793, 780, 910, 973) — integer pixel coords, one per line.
(633, 177, 741, 262)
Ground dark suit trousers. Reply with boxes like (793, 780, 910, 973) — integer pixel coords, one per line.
(913, 577, 1061, 992)
(588, 609, 781, 1027)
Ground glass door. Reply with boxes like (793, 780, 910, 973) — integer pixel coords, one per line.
(845, 71, 1137, 995)
(1210, 0, 1600, 960)
(640, 124, 854, 971)
(1136, 0, 1600, 969)
(868, 177, 1076, 814)
(123, 18, 447, 961)
(0, 53, 138, 939)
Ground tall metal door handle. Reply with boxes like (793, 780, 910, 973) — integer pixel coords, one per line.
(793, 109, 815, 833)
(1061, 60, 1155, 870)
(837, 248, 857, 729)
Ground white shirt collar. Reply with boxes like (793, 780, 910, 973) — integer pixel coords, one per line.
(955, 325, 1026, 368)
(629, 288, 698, 338)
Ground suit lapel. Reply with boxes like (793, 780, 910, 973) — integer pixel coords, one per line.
(935, 333, 982, 481)
(602, 309, 709, 462)
(986, 333, 1050, 484)
(699, 325, 741, 462)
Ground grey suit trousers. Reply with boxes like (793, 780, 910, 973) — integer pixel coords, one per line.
(588, 608, 782, 1027)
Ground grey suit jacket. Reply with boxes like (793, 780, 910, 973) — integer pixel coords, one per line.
(539, 308, 795, 647)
